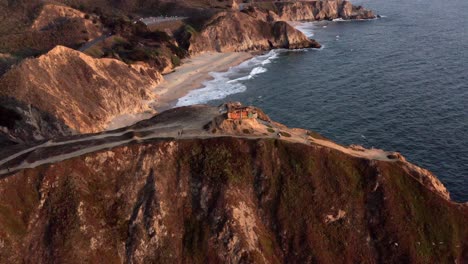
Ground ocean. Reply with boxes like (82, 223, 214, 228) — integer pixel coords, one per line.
(176, 0, 468, 202)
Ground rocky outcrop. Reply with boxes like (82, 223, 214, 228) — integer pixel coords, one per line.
(272, 21, 320, 49)
(182, 11, 320, 54)
(0, 105, 466, 263)
(181, 0, 375, 55)
(0, 46, 162, 136)
(0, 97, 73, 145)
(273, 0, 376, 21)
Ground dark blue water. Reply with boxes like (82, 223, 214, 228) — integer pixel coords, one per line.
(209, 0, 468, 201)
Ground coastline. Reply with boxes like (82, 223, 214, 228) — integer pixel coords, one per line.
(106, 52, 253, 130)
(153, 52, 254, 112)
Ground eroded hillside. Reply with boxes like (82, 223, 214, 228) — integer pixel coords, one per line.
(0, 46, 161, 138)
(0, 105, 466, 263)
(181, 10, 320, 54)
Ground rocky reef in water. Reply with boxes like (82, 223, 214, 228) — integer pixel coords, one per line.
(0, 105, 466, 263)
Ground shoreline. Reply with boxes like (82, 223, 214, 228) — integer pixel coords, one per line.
(106, 52, 254, 130)
(153, 52, 254, 112)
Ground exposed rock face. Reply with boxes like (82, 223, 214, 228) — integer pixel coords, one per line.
(0, 46, 162, 136)
(272, 21, 320, 49)
(274, 0, 376, 21)
(0, 97, 73, 145)
(0, 105, 466, 263)
(182, 0, 375, 55)
(183, 11, 320, 54)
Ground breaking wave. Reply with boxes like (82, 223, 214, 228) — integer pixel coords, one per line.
(294, 22, 316, 38)
(175, 50, 280, 107)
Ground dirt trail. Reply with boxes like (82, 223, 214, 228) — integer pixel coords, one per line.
(0, 105, 397, 176)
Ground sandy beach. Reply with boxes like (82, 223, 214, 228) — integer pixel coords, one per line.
(154, 52, 253, 111)
(106, 52, 253, 130)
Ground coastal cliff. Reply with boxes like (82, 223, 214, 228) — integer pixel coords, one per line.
(0, 105, 465, 263)
(273, 0, 376, 21)
(174, 0, 375, 55)
(0, 46, 161, 137)
(183, 11, 320, 54)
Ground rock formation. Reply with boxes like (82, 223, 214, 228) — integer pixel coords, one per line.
(0, 97, 73, 146)
(0, 105, 466, 263)
(0, 46, 161, 137)
(181, 10, 320, 54)
(180, 0, 375, 55)
(273, 0, 376, 21)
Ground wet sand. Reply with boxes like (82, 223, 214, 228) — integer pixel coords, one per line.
(154, 52, 253, 111)
(106, 52, 253, 130)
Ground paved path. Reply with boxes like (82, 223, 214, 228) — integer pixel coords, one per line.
(78, 33, 112, 52)
(140, 16, 188, 26)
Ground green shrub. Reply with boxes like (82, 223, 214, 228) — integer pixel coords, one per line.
(171, 54, 181, 66)
(184, 24, 198, 35)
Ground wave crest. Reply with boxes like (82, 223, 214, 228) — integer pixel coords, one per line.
(176, 50, 280, 107)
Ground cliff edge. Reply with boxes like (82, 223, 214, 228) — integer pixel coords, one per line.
(0, 104, 465, 263)
(181, 10, 321, 55)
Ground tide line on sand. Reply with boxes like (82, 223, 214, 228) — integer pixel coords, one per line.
(105, 52, 253, 130)
(155, 52, 254, 111)
(106, 50, 284, 130)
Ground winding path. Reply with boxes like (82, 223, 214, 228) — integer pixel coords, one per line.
(0, 105, 396, 177)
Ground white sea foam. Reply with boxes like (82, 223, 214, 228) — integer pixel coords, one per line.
(332, 18, 348, 22)
(334, 17, 380, 22)
(175, 50, 280, 107)
(294, 22, 316, 38)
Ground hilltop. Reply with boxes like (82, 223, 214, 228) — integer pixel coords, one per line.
(0, 45, 161, 142)
(0, 104, 466, 263)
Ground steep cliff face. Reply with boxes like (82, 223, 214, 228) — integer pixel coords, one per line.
(181, 0, 375, 55)
(182, 11, 320, 54)
(0, 105, 465, 263)
(274, 0, 376, 21)
(0, 46, 162, 136)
